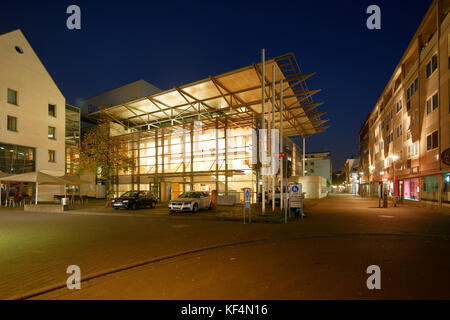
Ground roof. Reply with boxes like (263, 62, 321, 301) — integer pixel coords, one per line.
(86, 53, 328, 137)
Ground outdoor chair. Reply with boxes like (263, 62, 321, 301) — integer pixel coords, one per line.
(23, 196, 32, 205)
(81, 195, 88, 205)
(6, 195, 16, 207)
(73, 195, 81, 205)
(14, 195, 24, 207)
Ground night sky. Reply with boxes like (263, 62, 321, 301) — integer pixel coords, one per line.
(1, 0, 431, 171)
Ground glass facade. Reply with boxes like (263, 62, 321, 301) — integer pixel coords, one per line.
(0, 143, 35, 174)
(111, 119, 301, 202)
(443, 173, 450, 204)
(403, 179, 420, 201)
(65, 104, 81, 174)
(422, 175, 439, 201)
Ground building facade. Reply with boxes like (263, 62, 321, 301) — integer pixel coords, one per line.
(344, 158, 360, 194)
(0, 29, 66, 201)
(303, 151, 332, 192)
(359, 0, 450, 206)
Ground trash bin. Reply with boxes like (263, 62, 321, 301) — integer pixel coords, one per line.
(61, 197, 69, 206)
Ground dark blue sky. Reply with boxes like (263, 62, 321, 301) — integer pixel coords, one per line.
(1, 0, 431, 170)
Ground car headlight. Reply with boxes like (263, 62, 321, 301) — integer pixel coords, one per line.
(123, 200, 129, 203)
(112, 199, 115, 203)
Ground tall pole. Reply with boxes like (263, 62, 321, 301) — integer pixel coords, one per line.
(271, 65, 276, 212)
(302, 137, 306, 176)
(261, 48, 266, 215)
(280, 79, 285, 217)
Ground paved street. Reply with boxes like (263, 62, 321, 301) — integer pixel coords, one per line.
(1, 194, 450, 299)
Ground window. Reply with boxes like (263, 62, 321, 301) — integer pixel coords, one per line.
(396, 125, 402, 138)
(426, 93, 439, 115)
(48, 126, 56, 139)
(7, 89, 17, 105)
(407, 141, 419, 159)
(427, 97, 432, 114)
(48, 150, 56, 162)
(396, 99, 402, 113)
(15, 46, 24, 54)
(427, 131, 439, 151)
(387, 132, 394, 144)
(7, 116, 17, 131)
(426, 55, 438, 78)
(48, 104, 56, 117)
(407, 79, 418, 101)
(432, 93, 438, 110)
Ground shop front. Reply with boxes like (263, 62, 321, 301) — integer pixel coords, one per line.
(403, 178, 420, 201)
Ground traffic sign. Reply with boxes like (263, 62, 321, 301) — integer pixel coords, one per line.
(274, 152, 286, 157)
(244, 189, 251, 202)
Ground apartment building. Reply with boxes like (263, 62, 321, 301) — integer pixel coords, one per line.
(304, 151, 332, 192)
(0, 29, 66, 201)
(359, 0, 450, 206)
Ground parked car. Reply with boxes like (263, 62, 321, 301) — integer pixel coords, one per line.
(112, 191, 158, 210)
(168, 191, 212, 213)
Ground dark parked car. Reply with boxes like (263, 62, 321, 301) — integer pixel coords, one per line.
(112, 191, 158, 210)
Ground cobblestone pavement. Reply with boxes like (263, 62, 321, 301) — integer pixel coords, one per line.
(1, 194, 449, 299)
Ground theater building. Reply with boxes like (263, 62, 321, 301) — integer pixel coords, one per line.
(82, 53, 327, 202)
(359, 0, 450, 206)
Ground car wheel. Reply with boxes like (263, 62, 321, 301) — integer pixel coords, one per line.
(131, 203, 137, 210)
(114, 207, 119, 211)
(192, 203, 198, 213)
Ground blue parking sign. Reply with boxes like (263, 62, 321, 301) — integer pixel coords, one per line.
(244, 189, 251, 202)
(292, 185, 299, 193)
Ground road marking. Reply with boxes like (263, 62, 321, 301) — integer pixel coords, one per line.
(378, 215, 395, 219)
(171, 224, 189, 228)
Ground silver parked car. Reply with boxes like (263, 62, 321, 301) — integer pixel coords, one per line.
(168, 191, 212, 213)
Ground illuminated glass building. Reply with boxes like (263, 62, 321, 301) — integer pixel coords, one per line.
(82, 53, 327, 201)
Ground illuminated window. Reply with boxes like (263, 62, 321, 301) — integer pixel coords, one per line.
(48, 150, 56, 162)
(48, 126, 56, 139)
(7, 115, 17, 131)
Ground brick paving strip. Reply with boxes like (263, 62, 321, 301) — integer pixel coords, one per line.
(11, 232, 450, 300)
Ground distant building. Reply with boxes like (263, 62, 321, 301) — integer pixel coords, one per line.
(303, 151, 332, 192)
(344, 158, 360, 194)
(78, 79, 161, 116)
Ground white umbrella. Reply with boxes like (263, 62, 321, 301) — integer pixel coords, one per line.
(0, 171, 11, 179)
(1, 171, 71, 204)
(57, 174, 90, 185)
